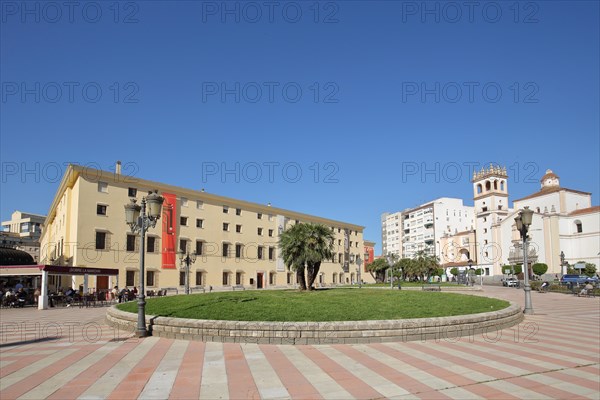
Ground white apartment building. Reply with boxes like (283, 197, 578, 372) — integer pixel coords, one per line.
(382, 198, 474, 259)
(1, 211, 46, 263)
(381, 212, 402, 258)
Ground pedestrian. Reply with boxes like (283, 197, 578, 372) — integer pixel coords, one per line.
(34, 287, 41, 304)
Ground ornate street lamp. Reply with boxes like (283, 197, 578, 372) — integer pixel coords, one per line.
(178, 248, 197, 295)
(514, 206, 534, 314)
(386, 253, 397, 289)
(124, 191, 164, 337)
(467, 258, 473, 286)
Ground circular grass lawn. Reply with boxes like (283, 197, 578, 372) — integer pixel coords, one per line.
(117, 289, 509, 322)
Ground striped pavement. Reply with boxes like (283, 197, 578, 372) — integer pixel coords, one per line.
(0, 286, 598, 399)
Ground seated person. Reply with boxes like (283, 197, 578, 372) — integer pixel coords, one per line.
(540, 281, 549, 292)
(579, 283, 594, 297)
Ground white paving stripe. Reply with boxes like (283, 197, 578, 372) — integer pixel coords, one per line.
(138, 340, 188, 400)
(241, 343, 290, 399)
(485, 380, 553, 400)
(0, 347, 79, 391)
(363, 344, 475, 398)
(556, 366, 600, 382)
(77, 336, 159, 400)
(199, 342, 229, 400)
(18, 341, 124, 400)
(396, 343, 496, 383)
(318, 345, 408, 398)
(277, 345, 353, 400)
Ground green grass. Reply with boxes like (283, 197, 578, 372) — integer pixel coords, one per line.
(117, 289, 509, 322)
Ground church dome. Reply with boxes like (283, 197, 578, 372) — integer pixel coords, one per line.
(540, 169, 560, 189)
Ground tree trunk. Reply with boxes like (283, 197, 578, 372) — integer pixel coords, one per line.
(296, 268, 307, 290)
(306, 262, 321, 290)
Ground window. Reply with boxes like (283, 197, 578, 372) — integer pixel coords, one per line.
(147, 236, 156, 253)
(126, 234, 136, 252)
(236, 244, 242, 258)
(181, 197, 188, 207)
(147, 271, 155, 287)
(236, 224, 242, 233)
(268, 229, 273, 237)
(179, 239, 187, 252)
(179, 271, 186, 286)
(196, 271, 203, 286)
(258, 247, 264, 260)
(268, 214, 274, 221)
(236, 272, 242, 285)
(222, 243, 230, 257)
(196, 241, 204, 255)
(196, 200, 204, 209)
(222, 272, 229, 285)
(236, 208, 241, 216)
(95, 232, 106, 250)
(257, 213, 262, 219)
(257, 227, 263, 235)
(223, 223, 229, 231)
(269, 247, 274, 260)
(128, 187, 137, 197)
(575, 221, 583, 233)
(98, 182, 108, 193)
(180, 217, 188, 226)
(196, 219, 204, 228)
(223, 206, 229, 214)
(126, 271, 135, 286)
(97, 204, 107, 215)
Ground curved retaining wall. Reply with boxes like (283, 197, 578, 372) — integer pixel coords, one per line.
(106, 302, 523, 344)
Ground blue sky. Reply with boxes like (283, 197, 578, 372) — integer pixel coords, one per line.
(1, 1, 599, 254)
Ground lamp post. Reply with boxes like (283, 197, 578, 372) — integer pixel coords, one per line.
(356, 255, 362, 289)
(178, 248, 197, 295)
(124, 191, 164, 337)
(467, 258, 473, 286)
(386, 253, 397, 289)
(514, 206, 534, 314)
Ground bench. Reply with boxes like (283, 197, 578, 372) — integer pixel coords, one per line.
(232, 285, 245, 291)
(190, 286, 206, 294)
(422, 285, 441, 292)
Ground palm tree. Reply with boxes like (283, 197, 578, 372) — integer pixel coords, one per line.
(278, 223, 308, 290)
(303, 223, 334, 290)
(278, 223, 334, 291)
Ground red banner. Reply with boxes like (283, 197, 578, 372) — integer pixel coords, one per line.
(161, 193, 177, 269)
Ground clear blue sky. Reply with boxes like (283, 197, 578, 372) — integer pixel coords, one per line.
(1, 1, 599, 254)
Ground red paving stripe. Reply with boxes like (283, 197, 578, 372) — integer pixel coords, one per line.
(336, 344, 453, 399)
(297, 346, 384, 399)
(407, 344, 520, 399)
(223, 343, 261, 400)
(169, 341, 205, 400)
(47, 340, 143, 400)
(259, 345, 322, 400)
(0, 343, 104, 399)
(106, 338, 173, 400)
(544, 370, 600, 392)
(0, 354, 50, 378)
(506, 376, 591, 399)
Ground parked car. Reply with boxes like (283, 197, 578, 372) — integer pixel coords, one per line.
(560, 275, 599, 285)
(503, 277, 519, 287)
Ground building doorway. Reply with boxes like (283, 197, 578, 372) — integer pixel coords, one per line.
(97, 276, 109, 291)
(257, 272, 264, 289)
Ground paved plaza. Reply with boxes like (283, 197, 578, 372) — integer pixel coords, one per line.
(1, 286, 598, 399)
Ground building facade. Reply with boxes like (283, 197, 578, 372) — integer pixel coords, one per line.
(382, 198, 474, 260)
(1, 211, 45, 263)
(39, 164, 372, 293)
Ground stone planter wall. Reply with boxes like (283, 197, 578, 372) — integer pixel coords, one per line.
(106, 302, 523, 344)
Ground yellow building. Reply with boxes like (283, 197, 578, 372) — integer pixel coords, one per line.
(39, 163, 371, 293)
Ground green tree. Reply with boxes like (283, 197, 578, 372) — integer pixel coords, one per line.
(278, 223, 334, 291)
(303, 224, 335, 289)
(450, 267, 459, 277)
(398, 258, 414, 281)
(532, 263, 548, 277)
(580, 262, 597, 277)
(279, 223, 309, 290)
(501, 265, 515, 275)
(366, 258, 389, 283)
(513, 264, 523, 275)
(411, 250, 440, 281)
